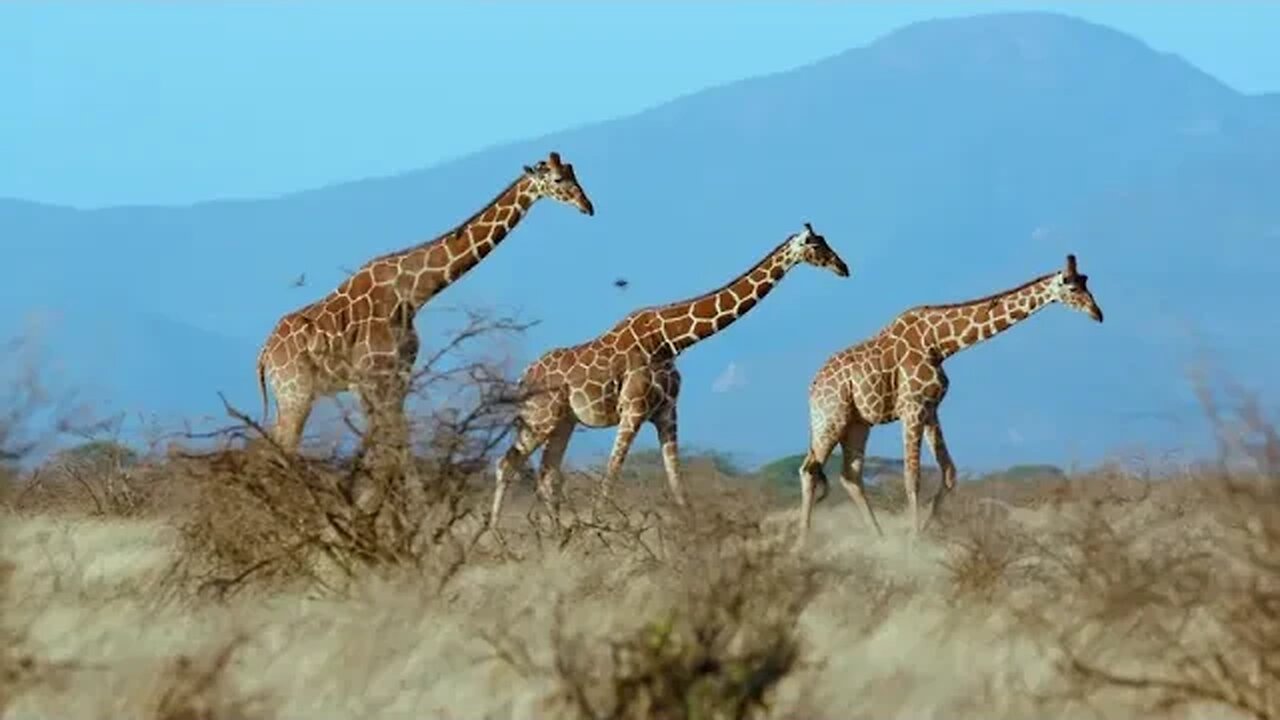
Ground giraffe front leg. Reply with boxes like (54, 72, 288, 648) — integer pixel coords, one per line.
(355, 363, 414, 453)
(901, 413, 926, 537)
(652, 404, 687, 511)
(599, 414, 642, 508)
(921, 415, 957, 532)
(348, 376, 419, 516)
(354, 374, 417, 511)
(358, 376, 411, 455)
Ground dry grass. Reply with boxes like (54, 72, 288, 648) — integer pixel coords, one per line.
(1, 327, 1276, 719)
(0, 440, 1273, 720)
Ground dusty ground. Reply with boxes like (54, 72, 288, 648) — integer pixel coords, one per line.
(0, 446, 1275, 720)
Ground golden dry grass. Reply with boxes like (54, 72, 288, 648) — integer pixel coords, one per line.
(0, 320, 1274, 719)
(0, 446, 1275, 720)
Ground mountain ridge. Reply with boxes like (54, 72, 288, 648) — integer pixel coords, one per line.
(0, 11, 1261, 213)
(3, 11, 1276, 469)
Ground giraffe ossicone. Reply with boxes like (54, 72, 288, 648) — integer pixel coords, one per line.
(489, 222, 850, 528)
(795, 253, 1104, 547)
(255, 150, 596, 453)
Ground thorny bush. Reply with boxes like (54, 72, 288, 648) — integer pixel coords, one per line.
(1029, 387, 1280, 720)
(167, 309, 534, 598)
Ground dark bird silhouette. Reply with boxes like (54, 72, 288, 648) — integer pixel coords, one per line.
(613, 277, 629, 290)
(291, 273, 306, 288)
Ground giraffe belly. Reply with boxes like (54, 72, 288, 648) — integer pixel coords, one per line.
(570, 387, 621, 428)
(847, 379, 898, 426)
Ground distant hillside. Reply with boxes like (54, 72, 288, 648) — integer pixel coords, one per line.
(3, 11, 1277, 467)
(757, 453, 924, 489)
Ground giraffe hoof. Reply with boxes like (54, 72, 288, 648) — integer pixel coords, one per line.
(814, 478, 830, 504)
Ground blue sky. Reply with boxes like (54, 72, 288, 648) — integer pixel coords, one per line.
(4, 1, 1279, 208)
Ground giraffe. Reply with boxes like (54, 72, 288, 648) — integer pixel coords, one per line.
(489, 222, 851, 527)
(255, 151, 595, 454)
(795, 254, 1104, 545)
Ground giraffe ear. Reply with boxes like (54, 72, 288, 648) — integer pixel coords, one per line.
(1065, 254, 1078, 278)
(803, 222, 814, 235)
(547, 152, 563, 169)
(523, 165, 535, 175)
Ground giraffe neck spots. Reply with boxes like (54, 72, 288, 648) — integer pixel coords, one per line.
(394, 179, 537, 306)
(647, 242, 798, 356)
(918, 275, 1058, 359)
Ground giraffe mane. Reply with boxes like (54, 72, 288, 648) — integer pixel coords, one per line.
(909, 272, 1057, 313)
(634, 235, 795, 315)
(365, 176, 527, 264)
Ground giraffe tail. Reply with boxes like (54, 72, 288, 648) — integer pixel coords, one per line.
(256, 349, 270, 427)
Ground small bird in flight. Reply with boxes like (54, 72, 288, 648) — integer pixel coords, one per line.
(613, 277, 629, 290)
(291, 273, 306, 288)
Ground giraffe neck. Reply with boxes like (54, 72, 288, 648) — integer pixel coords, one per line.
(393, 176, 538, 309)
(923, 273, 1057, 360)
(649, 239, 799, 356)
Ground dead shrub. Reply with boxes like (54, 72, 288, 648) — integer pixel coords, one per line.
(468, 474, 827, 719)
(150, 636, 274, 720)
(0, 342, 98, 711)
(10, 437, 155, 517)
(1038, 385, 1280, 720)
(167, 309, 530, 598)
(0, 334, 115, 514)
(541, 535, 825, 720)
(942, 507, 1037, 604)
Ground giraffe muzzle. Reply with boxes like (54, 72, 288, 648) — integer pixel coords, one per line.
(1090, 306, 1104, 323)
(579, 198, 595, 216)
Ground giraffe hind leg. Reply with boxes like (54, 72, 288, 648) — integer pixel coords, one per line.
(839, 420, 884, 537)
(535, 417, 576, 520)
(491, 422, 550, 528)
(270, 385, 316, 455)
(795, 412, 843, 550)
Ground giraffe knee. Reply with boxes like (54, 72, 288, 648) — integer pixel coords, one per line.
(536, 471, 562, 507)
(798, 459, 830, 503)
(497, 446, 527, 481)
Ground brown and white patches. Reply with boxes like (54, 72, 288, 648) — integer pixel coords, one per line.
(796, 259, 1104, 547)
(490, 224, 849, 527)
(255, 155, 595, 453)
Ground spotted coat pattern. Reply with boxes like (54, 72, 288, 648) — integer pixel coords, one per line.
(255, 151, 595, 452)
(796, 254, 1105, 545)
(490, 223, 851, 526)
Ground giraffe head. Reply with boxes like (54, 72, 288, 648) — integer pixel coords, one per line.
(785, 222, 849, 277)
(522, 151, 595, 216)
(1051, 254, 1104, 323)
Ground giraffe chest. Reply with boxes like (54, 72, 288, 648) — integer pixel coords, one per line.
(898, 362, 948, 405)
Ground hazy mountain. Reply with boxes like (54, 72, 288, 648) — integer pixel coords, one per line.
(3, 11, 1277, 469)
